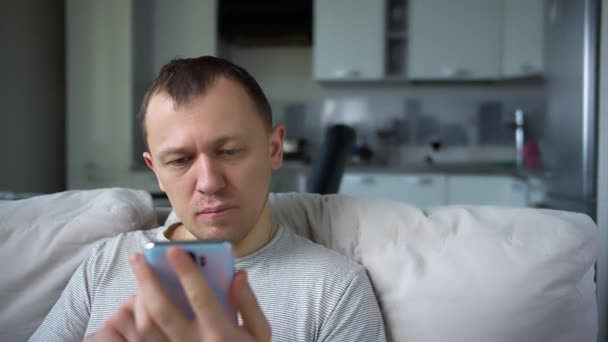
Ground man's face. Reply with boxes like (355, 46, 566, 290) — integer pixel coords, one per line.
(143, 78, 284, 242)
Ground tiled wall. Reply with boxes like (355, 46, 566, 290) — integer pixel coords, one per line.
(272, 81, 545, 165)
(223, 46, 546, 165)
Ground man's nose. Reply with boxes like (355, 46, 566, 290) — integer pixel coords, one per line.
(194, 156, 226, 195)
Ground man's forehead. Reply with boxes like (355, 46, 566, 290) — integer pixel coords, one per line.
(145, 91, 204, 130)
(144, 78, 267, 143)
(147, 91, 179, 114)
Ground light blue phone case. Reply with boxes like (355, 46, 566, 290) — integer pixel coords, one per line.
(144, 241, 234, 319)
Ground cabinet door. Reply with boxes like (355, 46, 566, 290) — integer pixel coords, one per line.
(340, 174, 447, 207)
(271, 169, 307, 193)
(313, 0, 385, 80)
(407, 0, 503, 80)
(447, 175, 528, 207)
(146, 0, 217, 73)
(67, 0, 217, 190)
(502, 0, 544, 77)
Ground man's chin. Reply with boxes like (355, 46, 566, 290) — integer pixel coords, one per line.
(189, 224, 240, 242)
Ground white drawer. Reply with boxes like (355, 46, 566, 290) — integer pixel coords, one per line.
(340, 173, 447, 207)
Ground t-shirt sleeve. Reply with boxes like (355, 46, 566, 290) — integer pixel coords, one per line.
(318, 268, 388, 342)
(28, 243, 105, 342)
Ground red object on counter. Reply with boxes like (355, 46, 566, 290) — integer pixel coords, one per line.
(523, 140, 543, 170)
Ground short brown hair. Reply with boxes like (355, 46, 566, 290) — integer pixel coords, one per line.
(138, 56, 272, 145)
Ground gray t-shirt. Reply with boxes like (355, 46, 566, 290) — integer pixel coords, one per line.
(30, 223, 387, 341)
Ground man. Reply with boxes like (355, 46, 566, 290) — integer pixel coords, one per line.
(30, 56, 387, 341)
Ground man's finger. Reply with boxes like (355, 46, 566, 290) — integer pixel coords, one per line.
(133, 294, 167, 342)
(85, 327, 127, 342)
(109, 296, 144, 342)
(166, 246, 230, 331)
(231, 270, 271, 341)
(129, 253, 189, 341)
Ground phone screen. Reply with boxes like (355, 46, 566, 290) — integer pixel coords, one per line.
(144, 241, 234, 319)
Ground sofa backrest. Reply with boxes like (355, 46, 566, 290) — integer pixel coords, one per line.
(1, 189, 598, 342)
(268, 192, 599, 342)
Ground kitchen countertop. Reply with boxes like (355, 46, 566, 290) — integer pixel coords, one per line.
(279, 160, 549, 180)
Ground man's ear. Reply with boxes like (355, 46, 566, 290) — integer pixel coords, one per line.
(269, 124, 286, 171)
(143, 151, 155, 170)
(142, 151, 165, 192)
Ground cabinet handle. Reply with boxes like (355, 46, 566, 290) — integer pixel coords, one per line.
(334, 69, 361, 78)
(520, 64, 535, 73)
(453, 68, 470, 77)
(347, 69, 361, 77)
(418, 177, 435, 186)
(512, 183, 524, 191)
(361, 176, 375, 185)
(440, 67, 470, 78)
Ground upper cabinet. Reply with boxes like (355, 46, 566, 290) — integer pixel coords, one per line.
(502, 0, 544, 78)
(407, 0, 503, 80)
(313, 0, 385, 80)
(313, 0, 545, 82)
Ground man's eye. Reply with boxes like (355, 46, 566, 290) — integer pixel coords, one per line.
(219, 149, 241, 156)
(168, 157, 191, 166)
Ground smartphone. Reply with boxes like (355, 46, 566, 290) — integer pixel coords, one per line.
(144, 241, 234, 319)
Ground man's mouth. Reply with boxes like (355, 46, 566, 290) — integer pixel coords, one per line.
(196, 205, 236, 219)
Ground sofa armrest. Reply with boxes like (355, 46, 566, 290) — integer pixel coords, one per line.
(0, 188, 157, 342)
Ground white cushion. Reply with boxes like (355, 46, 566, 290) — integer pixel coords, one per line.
(269, 193, 599, 342)
(0, 188, 157, 342)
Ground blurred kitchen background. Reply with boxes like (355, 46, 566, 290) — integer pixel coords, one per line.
(1, 0, 608, 339)
(2, 0, 607, 214)
(0, 0, 606, 216)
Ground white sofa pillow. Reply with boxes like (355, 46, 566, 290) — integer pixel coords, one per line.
(269, 193, 599, 342)
(0, 188, 157, 342)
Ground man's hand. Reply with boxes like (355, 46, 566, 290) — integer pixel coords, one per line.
(83, 296, 144, 342)
(86, 247, 270, 342)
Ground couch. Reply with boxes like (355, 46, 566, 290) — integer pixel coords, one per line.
(0, 188, 599, 342)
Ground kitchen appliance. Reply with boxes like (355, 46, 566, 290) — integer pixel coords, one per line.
(539, 0, 600, 218)
(282, 138, 311, 162)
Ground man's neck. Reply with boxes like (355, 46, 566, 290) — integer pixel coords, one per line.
(232, 203, 277, 258)
(167, 203, 278, 258)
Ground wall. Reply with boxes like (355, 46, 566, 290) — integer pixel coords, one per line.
(225, 45, 324, 102)
(0, 1, 65, 193)
(595, 0, 607, 340)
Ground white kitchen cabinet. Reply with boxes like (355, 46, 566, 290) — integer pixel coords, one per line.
(502, 0, 544, 78)
(407, 0, 503, 80)
(271, 168, 307, 193)
(339, 173, 447, 207)
(313, 0, 385, 80)
(337, 172, 535, 208)
(67, 0, 217, 190)
(446, 175, 528, 207)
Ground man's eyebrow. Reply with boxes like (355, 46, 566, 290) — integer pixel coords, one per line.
(214, 135, 245, 146)
(157, 148, 190, 160)
(157, 136, 246, 158)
